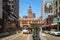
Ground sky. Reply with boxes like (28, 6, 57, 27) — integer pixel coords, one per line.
(19, 0, 41, 18)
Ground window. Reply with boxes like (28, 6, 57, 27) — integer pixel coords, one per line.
(22, 21, 28, 24)
(9, 1, 13, 4)
(56, 9, 57, 14)
(12, 5, 14, 8)
(9, 0, 13, 1)
(10, 9, 13, 12)
(32, 21, 38, 23)
(56, 1, 58, 7)
(23, 26, 28, 30)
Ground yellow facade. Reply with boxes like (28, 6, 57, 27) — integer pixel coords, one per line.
(19, 18, 41, 27)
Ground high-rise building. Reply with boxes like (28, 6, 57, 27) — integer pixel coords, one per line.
(32, 13, 36, 18)
(14, 0, 19, 18)
(23, 15, 28, 18)
(8, 0, 19, 18)
(53, 0, 60, 15)
(40, 0, 53, 20)
(28, 6, 33, 18)
(0, 0, 19, 33)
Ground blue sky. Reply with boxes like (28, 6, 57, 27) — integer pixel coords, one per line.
(19, 0, 41, 18)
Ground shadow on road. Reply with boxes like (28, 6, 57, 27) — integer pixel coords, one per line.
(32, 34, 41, 40)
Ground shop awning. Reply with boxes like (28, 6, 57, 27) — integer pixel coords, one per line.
(43, 24, 51, 27)
(51, 23, 58, 26)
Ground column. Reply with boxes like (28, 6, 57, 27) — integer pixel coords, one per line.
(38, 21, 40, 23)
(20, 21, 23, 27)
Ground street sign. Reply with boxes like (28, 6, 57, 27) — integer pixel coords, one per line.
(53, 17, 59, 23)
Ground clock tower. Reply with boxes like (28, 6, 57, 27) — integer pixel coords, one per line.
(28, 6, 33, 18)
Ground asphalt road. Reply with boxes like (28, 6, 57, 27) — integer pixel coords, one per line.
(42, 33, 60, 40)
(13, 34, 31, 40)
(0, 33, 33, 40)
(0, 38, 2, 40)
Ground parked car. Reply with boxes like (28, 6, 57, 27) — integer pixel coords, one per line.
(50, 29, 56, 35)
(49, 29, 60, 36)
(53, 31, 60, 36)
(44, 30, 50, 34)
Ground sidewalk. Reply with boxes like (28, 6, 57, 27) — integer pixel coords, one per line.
(42, 33, 47, 40)
(39, 32, 47, 40)
(0, 32, 9, 37)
